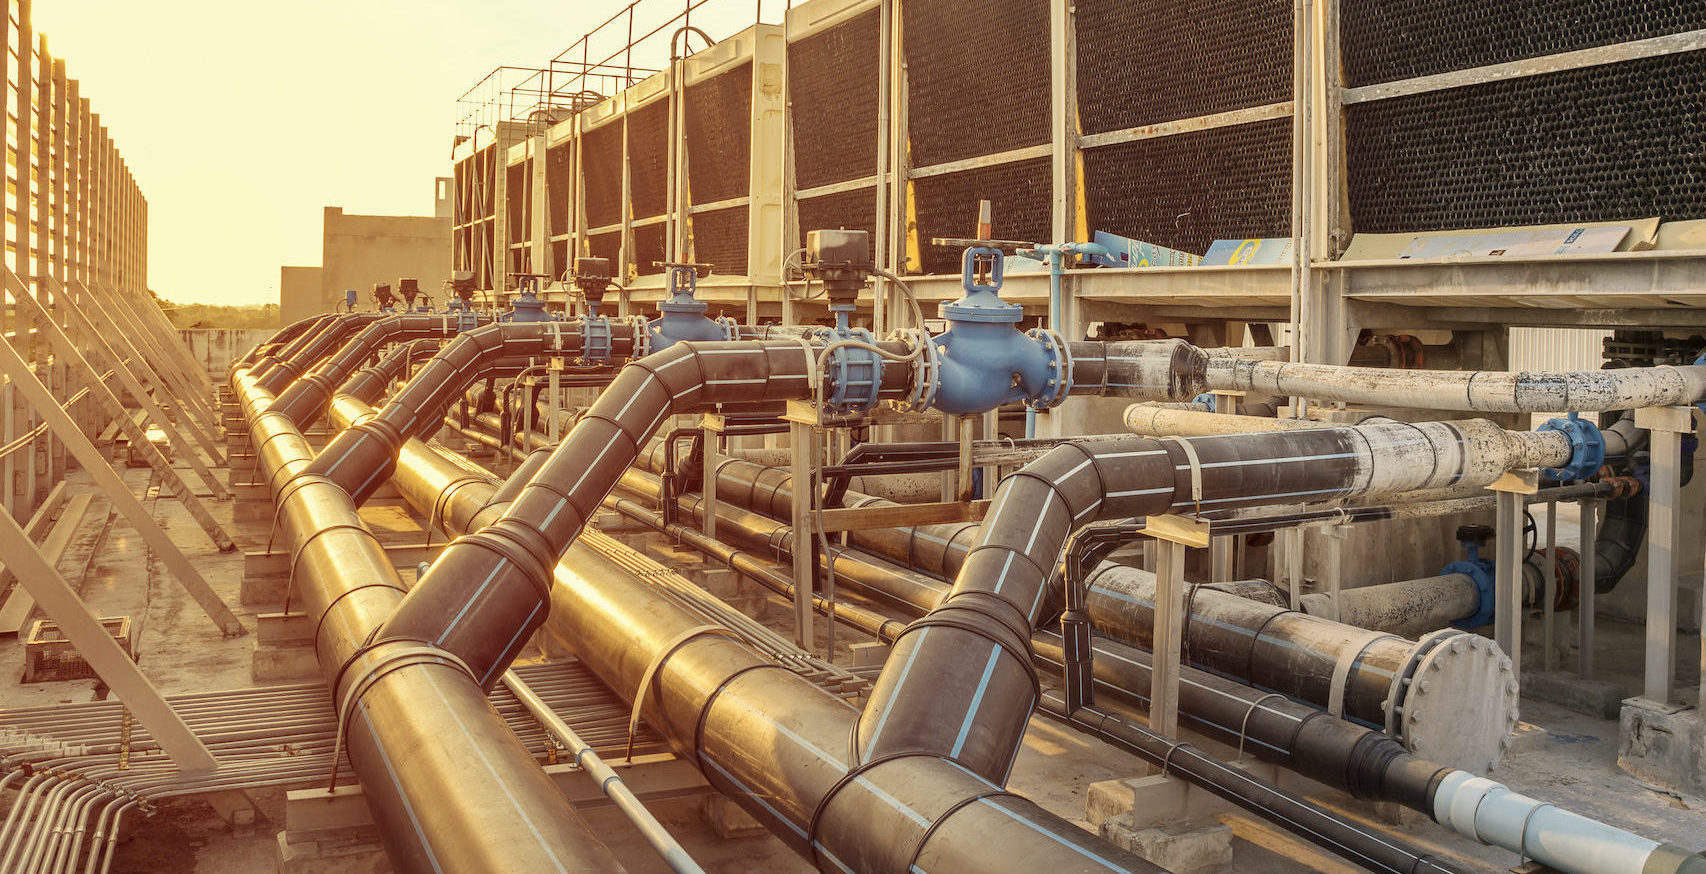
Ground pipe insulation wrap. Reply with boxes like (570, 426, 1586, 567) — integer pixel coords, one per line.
(1208, 357, 1706, 413)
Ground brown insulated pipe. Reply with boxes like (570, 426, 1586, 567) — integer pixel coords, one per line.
(242, 312, 340, 378)
(270, 313, 493, 426)
(235, 313, 327, 370)
(340, 338, 445, 405)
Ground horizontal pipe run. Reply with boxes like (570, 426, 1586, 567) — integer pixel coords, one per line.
(1207, 356, 1706, 413)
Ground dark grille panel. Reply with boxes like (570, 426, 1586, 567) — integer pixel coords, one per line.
(628, 100, 671, 219)
(506, 159, 529, 245)
(547, 143, 572, 236)
(692, 206, 749, 277)
(686, 63, 752, 205)
(911, 158, 1052, 275)
(1346, 51, 1706, 234)
(550, 240, 568, 279)
(589, 231, 622, 276)
(1342, 0, 1706, 87)
(583, 123, 623, 229)
(903, 0, 1050, 167)
(1082, 118, 1291, 254)
(634, 224, 666, 276)
(789, 10, 881, 189)
(1076, 0, 1291, 134)
(796, 188, 878, 253)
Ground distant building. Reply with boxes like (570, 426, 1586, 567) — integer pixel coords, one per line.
(278, 178, 453, 323)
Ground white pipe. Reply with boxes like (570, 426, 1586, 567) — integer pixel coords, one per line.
(1432, 771, 1701, 874)
(1124, 404, 1385, 436)
(1208, 358, 1706, 413)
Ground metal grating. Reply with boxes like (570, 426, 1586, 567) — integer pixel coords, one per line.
(691, 206, 749, 277)
(547, 143, 573, 237)
(686, 63, 752, 205)
(911, 157, 1052, 275)
(551, 240, 569, 279)
(634, 224, 666, 276)
(902, 0, 1051, 167)
(1346, 50, 1706, 234)
(788, 9, 882, 189)
(628, 99, 671, 219)
(1076, 0, 1292, 134)
(583, 123, 623, 229)
(1083, 117, 1292, 255)
(797, 187, 878, 251)
(1342, 0, 1706, 88)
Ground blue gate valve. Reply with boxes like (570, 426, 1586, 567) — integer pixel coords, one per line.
(1443, 524, 1497, 629)
(922, 247, 1070, 417)
(647, 263, 736, 354)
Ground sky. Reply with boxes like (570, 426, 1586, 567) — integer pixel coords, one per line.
(32, 1, 773, 306)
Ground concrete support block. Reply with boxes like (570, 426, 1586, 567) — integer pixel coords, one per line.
(252, 644, 319, 682)
(1618, 698, 1706, 796)
(240, 574, 288, 607)
(1099, 817, 1234, 874)
(701, 793, 769, 839)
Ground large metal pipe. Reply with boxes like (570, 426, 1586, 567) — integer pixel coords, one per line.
(339, 394, 1163, 874)
(235, 313, 328, 370)
(244, 313, 341, 377)
(1124, 404, 1387, 437)
(1207, 356, 1706, 413)
(235, 371, 625, 870)
(253, 313, 382, 393)
(270, 313, 492, 426)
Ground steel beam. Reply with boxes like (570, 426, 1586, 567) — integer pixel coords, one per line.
(0, 319, 245, 635)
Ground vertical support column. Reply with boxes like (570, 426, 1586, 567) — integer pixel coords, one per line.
(785, 404, 819, 652)
(1635, 406, 1693, 703)
(747, 25, 786, 322)
(36, 35, 61, 492)
(1144, 517, 1208, 738)
(701, 415, 721, 541)
(618, 105, 634, 309)
(1578, 497, 1597, 679)
(15, 5, 39, 513)
(1493, 484, 1528, 678)
(1542, 499, 1559, 672)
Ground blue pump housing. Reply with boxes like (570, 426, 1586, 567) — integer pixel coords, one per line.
(647, 265, 735, 353)
(927, 247, 1068, 416)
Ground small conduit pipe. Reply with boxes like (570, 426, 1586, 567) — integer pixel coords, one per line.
(235, 377, 625, 873)
(270, 313, 493, 427)
(1207, 356, 1706, 413)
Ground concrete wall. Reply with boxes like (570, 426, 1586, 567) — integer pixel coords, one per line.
(280, 265, 325, 325)
(320, 206, 452, 312)
(179, 328, 275, 379)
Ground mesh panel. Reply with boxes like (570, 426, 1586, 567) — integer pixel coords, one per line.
(686, 63, 752, 205)
(506, 160, 529, 245)
(1342, 0, 1706, 87)
(797, 188, 878, 252)
(912, 157, 1052, 275)
(903, 0, 1050, 167)
(547, 143, 572, 236)
(1083, 118, 1292, 254)
(584, 123, 623, 229)
(634, 224, 666, 276)
(550, 240, 568, 279)
(789, 10, 882, 189)
(629, 99, 670, 219)
(691, 206, 749, 277)
(589, 231, 622, 274)
(1346, 51, 1706, 234)
(1076, 0, 1292, 134)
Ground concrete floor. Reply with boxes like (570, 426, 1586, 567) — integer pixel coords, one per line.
(1, 451, 1703, 873)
